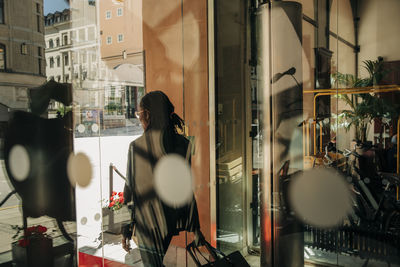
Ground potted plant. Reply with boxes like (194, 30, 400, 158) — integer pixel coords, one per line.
(12, 225, 53, 267)
(103, 191, 129, 234)
(107, 191, 124, 212)
(331, 57, 399, 143)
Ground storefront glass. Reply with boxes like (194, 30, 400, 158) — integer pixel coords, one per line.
(263, 1, 400, 266)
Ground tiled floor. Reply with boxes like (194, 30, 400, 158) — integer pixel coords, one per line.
(244, 254, 260, 267)
(78, 232, 142, 266)
(233, 248, 400, 267)
(305, 247, 400, 267)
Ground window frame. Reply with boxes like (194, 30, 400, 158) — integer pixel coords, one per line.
(63, 33, 68, 46)
(106, 10, 111, 20)
(117, 34, 124, 43)
(64, 54, 69, 66)
(37, 14, 41, 32)
(106, 36, 112, 45)
(0, 43, 6, 71)
(38, 58, 42, 75)
(117, 8, 123, 17)
(0, 0, 4, 24)
(49, 57, 54, 68)
(21, 43, 28, 55)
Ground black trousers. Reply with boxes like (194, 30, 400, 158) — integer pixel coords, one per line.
(137, 229, 173, 267)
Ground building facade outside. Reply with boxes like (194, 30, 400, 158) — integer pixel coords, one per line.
(0, 0, 400, 266)
(44, 0, 144, 131)
(99, 0, 144, 120)
(45, 9, 73, 84)
(44, 3, 101, 124)
(0, 0, 46, 139)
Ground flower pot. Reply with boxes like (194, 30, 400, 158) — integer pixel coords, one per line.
(12, 237, 53, 267)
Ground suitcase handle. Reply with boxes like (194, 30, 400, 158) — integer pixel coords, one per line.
(187, 234, 231, 266)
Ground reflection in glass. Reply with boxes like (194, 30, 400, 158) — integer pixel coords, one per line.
(0, 0, 399, 266)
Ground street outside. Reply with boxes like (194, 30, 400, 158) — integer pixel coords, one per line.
(0, 122, 143, 265)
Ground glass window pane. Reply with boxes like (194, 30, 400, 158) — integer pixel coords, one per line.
(1, 0, 399, 266)
(0, 0, 4, 24)
(0, 45, 5, 70)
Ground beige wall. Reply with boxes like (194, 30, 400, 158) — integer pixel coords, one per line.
(330, 0, 355, 45)
(143, 0, 211, 249)
(70, 0, 96, 28)
(359, 0, 400, 71)
(99, 0, 143, 59)
(0, 0, 45, 110)
(285, 0, 315, 19)
(0, 0, 45, 75)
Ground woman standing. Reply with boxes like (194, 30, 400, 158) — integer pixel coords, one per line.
(122, 91, 201, 266)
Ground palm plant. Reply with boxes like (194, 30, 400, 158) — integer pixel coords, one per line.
(331, 57, 399, 143)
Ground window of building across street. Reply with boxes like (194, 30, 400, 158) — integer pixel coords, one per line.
(0, 0, 4, 24)
(21, 43, 28, 55)
(118, 34, 123, 43)
(37, 15, 40, 32)
(0, 44, 5, 70)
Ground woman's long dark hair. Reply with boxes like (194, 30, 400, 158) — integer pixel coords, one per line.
(140, 90, 184, 134)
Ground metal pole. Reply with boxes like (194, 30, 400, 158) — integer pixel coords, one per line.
(303, 122, 306, 161)
(397, 117, 399, 175)
(320, 121, 323, 153)
(256, 3, 273, 266)
(264, 1, 304, 266)
(397, 118, 399, 201)
(109, 163, 115, 232)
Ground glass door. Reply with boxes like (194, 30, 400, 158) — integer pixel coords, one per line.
(215, 0, 248, 254)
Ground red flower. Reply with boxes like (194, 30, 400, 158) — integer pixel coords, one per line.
(17, 225, 48, 247)
(26, 226, 35, 233)
(18, 239, 30, 247)
(37, 225, 47, 233)
(112, 191, 117, 196)
(118, 192, 123, 197)
(24, 227, 34, 237)
(110, 201, 115, 206)
(110, 196, 114, 201)
(119, 197, 124, 203)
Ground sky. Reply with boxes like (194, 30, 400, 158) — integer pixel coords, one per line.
(44, 0, 70, 15)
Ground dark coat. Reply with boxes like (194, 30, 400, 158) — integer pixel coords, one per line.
(123, 129, 200, 262)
